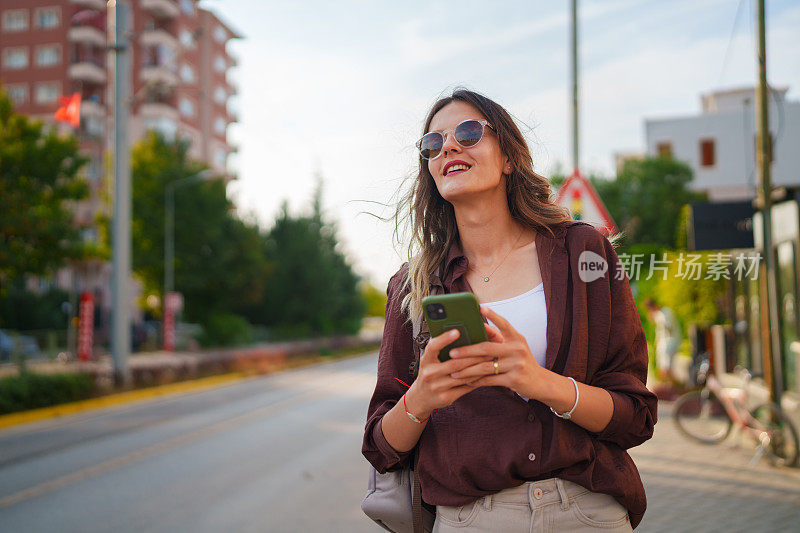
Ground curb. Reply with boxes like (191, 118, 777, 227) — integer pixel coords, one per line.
(0, 372, 247, 431)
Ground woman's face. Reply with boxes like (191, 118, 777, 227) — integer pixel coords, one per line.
(426, 101, 509, 203)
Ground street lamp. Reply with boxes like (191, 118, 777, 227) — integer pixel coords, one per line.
(163, 169, 214, 351)
(164, 169, 214, 298)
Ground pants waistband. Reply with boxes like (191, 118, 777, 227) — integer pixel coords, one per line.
(480, 478, 590, 512)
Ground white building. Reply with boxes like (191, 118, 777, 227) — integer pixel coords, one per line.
(644, 87, 800, 201)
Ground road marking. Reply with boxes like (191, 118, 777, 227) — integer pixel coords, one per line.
(0, 372, 368, 509)
(0, 373, 248, 431)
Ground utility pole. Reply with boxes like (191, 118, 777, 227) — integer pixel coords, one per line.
(570, 0, 579, 173)
(108, 0, 131, 386)
(755, 0, 782, 402)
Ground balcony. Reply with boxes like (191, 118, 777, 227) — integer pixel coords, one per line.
(141, 64, 179, 88)
(69, 61, 106, 84)
(226, 77, 238, 95)
(141, 27, 179, 51)
(70, 0, 106, 10)
(142, 0, 179, 19)
(140, 102, 179, 122)
(68, 26, 106, 47)
(81, 99, 105, 119)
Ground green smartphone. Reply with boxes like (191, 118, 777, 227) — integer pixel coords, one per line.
(422, 292, 488, 362)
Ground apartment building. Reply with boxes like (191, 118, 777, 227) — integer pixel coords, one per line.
(644, 87, 800, 201)
(1, 0, 239, 173)
(0, 0, 240, 344)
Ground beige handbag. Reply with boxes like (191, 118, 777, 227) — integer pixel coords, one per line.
(361, 268, 440, 533)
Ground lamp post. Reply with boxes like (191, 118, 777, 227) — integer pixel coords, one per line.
(163, 169, 213, 350)
(109, 0, 132, 386)
(164, 169, 214, 297)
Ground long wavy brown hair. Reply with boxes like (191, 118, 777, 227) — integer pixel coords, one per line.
(394, 88, 573, 328)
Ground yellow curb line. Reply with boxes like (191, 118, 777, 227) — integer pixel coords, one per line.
(0, 372, 247, 431)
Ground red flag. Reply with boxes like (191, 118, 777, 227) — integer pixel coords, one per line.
(54, 92, 81, 128)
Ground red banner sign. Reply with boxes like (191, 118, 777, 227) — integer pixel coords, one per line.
(163, 292, 183, 352)
(77, 292, 94, 361)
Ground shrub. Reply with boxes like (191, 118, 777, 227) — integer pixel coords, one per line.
(197, 313, 253, 348)
(0, 372, 94, 414)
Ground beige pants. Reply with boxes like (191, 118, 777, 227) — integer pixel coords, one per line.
(433, 478, 633, 532)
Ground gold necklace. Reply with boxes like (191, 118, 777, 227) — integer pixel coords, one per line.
(468, 228, 524, 283)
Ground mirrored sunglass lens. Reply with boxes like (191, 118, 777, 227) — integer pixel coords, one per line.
(455, 120, 484, 147)
(419, 132, 443, 159)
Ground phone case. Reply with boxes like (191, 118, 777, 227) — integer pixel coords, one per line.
(421, 292, 488, 362)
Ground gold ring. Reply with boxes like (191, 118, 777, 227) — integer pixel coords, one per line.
(493, 359, 499, 375)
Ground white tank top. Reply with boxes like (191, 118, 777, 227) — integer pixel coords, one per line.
(481, 281, 547, 400)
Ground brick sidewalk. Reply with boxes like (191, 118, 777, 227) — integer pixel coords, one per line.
(631, 400, 800, 532)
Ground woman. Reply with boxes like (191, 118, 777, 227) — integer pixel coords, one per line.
(362, 88, 657, 531)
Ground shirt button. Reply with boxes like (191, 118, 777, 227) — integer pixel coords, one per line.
(527, 413, 534, 422)
(528, 453, 536, 461)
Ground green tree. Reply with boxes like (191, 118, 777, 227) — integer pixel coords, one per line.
(0, 285, 70, 330)
(609, 157, 707, 249)
(0, 90, 89, 289)
(131, 132, 268, 327)
(245, 178, 365, 337)
(360, 281, 388, 317)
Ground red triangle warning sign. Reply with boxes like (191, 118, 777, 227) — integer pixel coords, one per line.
(555, 170, 618, 235)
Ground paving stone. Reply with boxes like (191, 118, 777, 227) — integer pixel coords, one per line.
(632, 400, 800, 532)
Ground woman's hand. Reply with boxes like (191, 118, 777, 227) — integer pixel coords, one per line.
(447, 306, 548, 399)
(405, 329, 494, 419)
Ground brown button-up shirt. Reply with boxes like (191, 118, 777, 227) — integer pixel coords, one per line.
(362, 221, 658, 529)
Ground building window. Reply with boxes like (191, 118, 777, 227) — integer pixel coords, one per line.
(88, 158, 102, 181)
(214, 55, 226, 73)
(214, 25, 227, 43)
(180, 63, 195, 83)
(144, 117, 177, 141)
(700, 138, 715, 167)
(214, 148, 227, 168)
(179, 29, 195, 49)
(179, 97, 195, 118)
(3, 47, 28, 69)
(180, 0, 195, 16)
(6, 84, 28, 105)
(177, 128, 195, 145)
(2, 9, 28, 32)
(35, 7, 60, 29)
(213, 86, 226, 104)
(656, 142, 672, 158)
(214, 117, 226, 135)
(35, 82, 60, 104)
(36, 44, 60, 67)
(83, 115, 104, 138)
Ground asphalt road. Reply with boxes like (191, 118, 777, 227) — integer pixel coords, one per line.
(0, 353, 381, 533)
(4, 351, 799, 533)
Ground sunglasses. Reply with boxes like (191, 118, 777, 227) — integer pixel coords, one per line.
(416, 119, 494, 160)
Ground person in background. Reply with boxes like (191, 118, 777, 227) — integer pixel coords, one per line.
(644, 297, 682, 382)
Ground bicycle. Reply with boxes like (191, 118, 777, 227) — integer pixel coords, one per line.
(673, 359, 800, 468)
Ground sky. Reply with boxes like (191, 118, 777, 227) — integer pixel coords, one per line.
(200, 0, 800, 289)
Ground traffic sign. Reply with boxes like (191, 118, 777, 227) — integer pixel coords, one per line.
(555, 170, 618, 235)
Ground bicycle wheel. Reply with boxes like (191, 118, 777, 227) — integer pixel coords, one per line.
(673, 389, 732, 444)
(749, 403, 800, 467)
